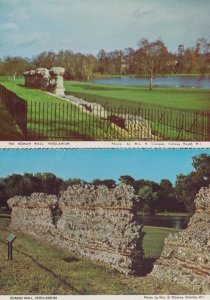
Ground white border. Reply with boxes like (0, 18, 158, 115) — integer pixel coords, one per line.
(0, 141, 210, 149)
(0, 295, 209, 300)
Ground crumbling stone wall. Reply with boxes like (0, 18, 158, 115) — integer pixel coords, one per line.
(8, 184, 144, 275)
(65, 95, 155, 140)
(151, 185, 210, 294)
(23, 70, 154, 139)
(24, 67, 65, 96)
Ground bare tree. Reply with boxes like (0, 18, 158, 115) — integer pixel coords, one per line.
(136, 38, 169, 90)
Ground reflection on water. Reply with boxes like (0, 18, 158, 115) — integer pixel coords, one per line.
(91, 76, 210, 89)
(137, 214, 190, 229)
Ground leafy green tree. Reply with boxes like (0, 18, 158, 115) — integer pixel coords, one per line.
(119, 175, 135, 186)
(133, 179, 160, 194)
(92, 179, 116, 189)
(0, 179, 7, 208)
(4, 174, 24, 198)
(138, 185, 158, 215)
(175, 153, 210, 214)
(64, 178, 86, 188)
(175, 173, 204, 214)
(34, 172, 63, 195)
(157, 179, 183, 212)
(192, 153, 210, 179)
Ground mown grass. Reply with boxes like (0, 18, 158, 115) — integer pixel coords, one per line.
(64, 81, 210, 140)
(143, 226, 180, 257)
(0, 78, 119, 141)
(155, 212, 189, 217)
(0, 217, 191, 295)
(64, 80, 210, 111)
(1, 77, 209, 140)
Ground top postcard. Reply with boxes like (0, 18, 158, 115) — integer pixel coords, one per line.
(0, 0, 210, 142)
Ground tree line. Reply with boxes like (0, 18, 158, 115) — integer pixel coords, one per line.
(0, 154, 209, 215)
(0, 37, 209, 83)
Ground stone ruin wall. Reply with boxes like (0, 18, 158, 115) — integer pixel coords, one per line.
(23, 67, 65, 96)
(8, 184, 144, 275)
(151, 185, 210, 294)
(65, 96, 155, 140)
(23, 67, 154, 140)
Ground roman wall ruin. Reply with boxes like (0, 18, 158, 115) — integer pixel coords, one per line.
(23, 68, 154, 140)
(8, 183, 144, 275)
(23, 67, 65, 96)
(151, 185, 210, 294)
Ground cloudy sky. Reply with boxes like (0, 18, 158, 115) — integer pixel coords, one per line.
(0, 149, 210, 184)
(0, 0, 210, 59)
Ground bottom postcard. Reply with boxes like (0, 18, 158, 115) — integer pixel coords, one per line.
(0, 148, 209, 296)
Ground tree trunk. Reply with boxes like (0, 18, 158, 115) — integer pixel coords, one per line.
(149, 75, 153, 90)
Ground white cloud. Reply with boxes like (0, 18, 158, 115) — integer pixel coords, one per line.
(0, 0, 210, 57)
(0, 22, 18, 32)
(4, 31, 51, 48)
(17, 11, 30, 22)
(61, 39, 73, 45)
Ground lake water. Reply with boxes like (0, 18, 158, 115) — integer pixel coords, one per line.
(137, 214, 190, 229)
(91, 76, 210, 88)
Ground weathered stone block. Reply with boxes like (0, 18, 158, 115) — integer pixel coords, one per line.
(23, 67, 65, 96)
(151, 185, 210, 294)
(8, 183, 144, 275)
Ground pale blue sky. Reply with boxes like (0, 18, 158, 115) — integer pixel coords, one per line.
(0, 149, 210, 184)
(0, 0, 210, 58)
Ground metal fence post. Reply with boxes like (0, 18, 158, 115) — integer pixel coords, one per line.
(207, 112, 210, 141)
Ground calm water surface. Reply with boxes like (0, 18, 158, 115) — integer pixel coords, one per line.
(137, 215, 190, 229)
(91, 76, 210, 88)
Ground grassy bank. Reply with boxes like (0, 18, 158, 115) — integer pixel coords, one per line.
(1, 77, 209, 140)
(0, 101, 24, 140)
(0, 78, 118, 141)
(2, 77, 209, 112)
(0, 217, 190, 295)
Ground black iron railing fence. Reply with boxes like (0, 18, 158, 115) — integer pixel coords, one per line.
(0, 84, 210, 141)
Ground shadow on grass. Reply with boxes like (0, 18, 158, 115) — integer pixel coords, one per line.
(18, 249, 81, 293)
(0, 240, 81, 294)
(143, 256, 158, 276)
(63, 257, 80, 263)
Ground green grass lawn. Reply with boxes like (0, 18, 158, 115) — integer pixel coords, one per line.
(64, 81, 210, 140)
(64, 80, 210, 111)
(1, 77, 209, 140)
(155, 211, 189, 217)
(143, 226, 180, 257)
(0, 78, 119, 141)
(0, 217, 191, 295)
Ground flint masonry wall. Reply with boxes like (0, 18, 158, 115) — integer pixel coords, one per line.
(23, 67, 65, 96)
(151, 185, 210, 294)
(8, 184, 144, 275)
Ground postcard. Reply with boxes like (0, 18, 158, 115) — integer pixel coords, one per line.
(0, 0, 209, 143)
(0, 148, 210, 297)
(0, 0, 210, 298)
